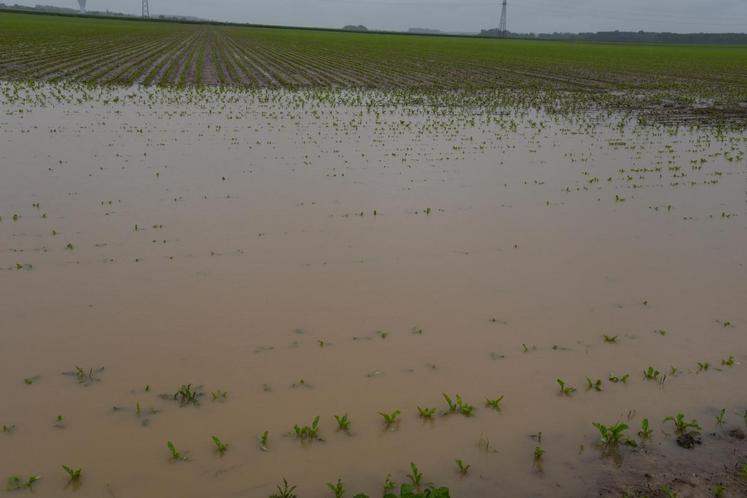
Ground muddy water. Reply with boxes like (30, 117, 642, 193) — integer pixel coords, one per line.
(0, 84, 745, 498)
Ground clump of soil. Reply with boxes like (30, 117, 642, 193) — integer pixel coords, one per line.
(595, 428, 746, 498)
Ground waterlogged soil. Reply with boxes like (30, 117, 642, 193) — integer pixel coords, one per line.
(0, 83, 746, 498)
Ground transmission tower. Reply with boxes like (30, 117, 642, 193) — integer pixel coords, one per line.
(77, 0, 86, 13)
(142, 0, 150, 18)
(498, 0, 508, 37)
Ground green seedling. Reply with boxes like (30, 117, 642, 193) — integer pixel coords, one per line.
(326, 478, 344, 498)
(210, 390, 228, 401)
(293, 416, 321, 440)
(2, 424, 15, 434)
(592, 422, 629, 447)
(643, 366, 660, 381)
(602, 335, 618, 343)
(712, 484, 726, 498)
(608, 373, 630, 384)
(406, 462, 423, 489)
(334, 414, 351, 431)
(270, 478, 297, 498)
(638, 418, 653, 438)
(697, 361, 710, 372)
(376, 330, 389, 339)
(54, 415, 65, 429)
(64, 366, 103, 385)
(383, 474, 397, 494)
(258, 431, 269, 451)
(663, 413, 701, 434)
(212, 435, 228, 454)
(167, 441, 187, 461)
(6, 475, 40, 491)
(62, 465, 81, 481)
(721, 356, 735, 367)
(585, 377, 603, 392)
(716, 409, 726, 426)
(417, 407, 437, 419)
(485, 396, 504, 411)
(739, 463, 747, 480)
(557, 379, 576, 396)
(443, 393, 458, 412)
(380, 410, 401, 427)
(442, 393, 475, 416)
(174, 384, 203, 406)
(455, 459, 470, 475)
(23, 376, 40, 385)
(533, 446, 545, 468)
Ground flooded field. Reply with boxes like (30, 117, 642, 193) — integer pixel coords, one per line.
(1, 82, 746, 498)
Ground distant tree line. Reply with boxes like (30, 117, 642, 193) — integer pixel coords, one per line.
(480, 29, 747, 44)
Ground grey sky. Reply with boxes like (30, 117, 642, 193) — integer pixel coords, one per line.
(12, 0, 747, 33)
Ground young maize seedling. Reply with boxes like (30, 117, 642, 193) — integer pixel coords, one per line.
(64, 366, 103, 386)
(2, 424, 15, 434)
(174, 384, 203, 406)
(167, 441, 187, 461)
(697, 362, 710, 372)
(417, 407, 437, 420)
(485, 396, 504, 411)
(258, 431, 269, 451)
(716, 409, 726, 426)
(334, 414, 351, 431)
(721, 356, 735, 367)
(212, 436, 228, 454)
(406, 462, 423, 488)
(643, 367, 660, 381)
(210, 390, 228, 402)
(270, 478, 297, 498)
(638, 418, 652, 439)
(54, 415, 65, 429)
(23, 376, 40, 385)
(379, 410, 401, 427)
(62, 465, 81, 481)
(326, 478, 344, 498)
(383, 474, 396, 494)
(557, 379, 576, 396)
(585, 377, 603, 392)
(6, 475, 40, 491)
(608, 373, 630, 384)
(443, 393, 458, 412)
(592, 422, 629, 447)
(533, 446, 545, 468)
(442, 393, 475, 416)
(455, 459, 470, 475)
(602, 335, 618, 343)
(293, 416, 321, 440)
(663, 413, 701, 435)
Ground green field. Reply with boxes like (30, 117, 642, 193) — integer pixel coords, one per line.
(1, 11, 746, 115)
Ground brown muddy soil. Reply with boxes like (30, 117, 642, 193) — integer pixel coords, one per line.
(596, 428, 746, 498)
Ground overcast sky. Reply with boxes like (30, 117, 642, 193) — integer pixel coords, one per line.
(13, 0, 747, 33)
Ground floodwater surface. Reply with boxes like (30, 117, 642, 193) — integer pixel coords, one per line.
(1, 83, 746, 497)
